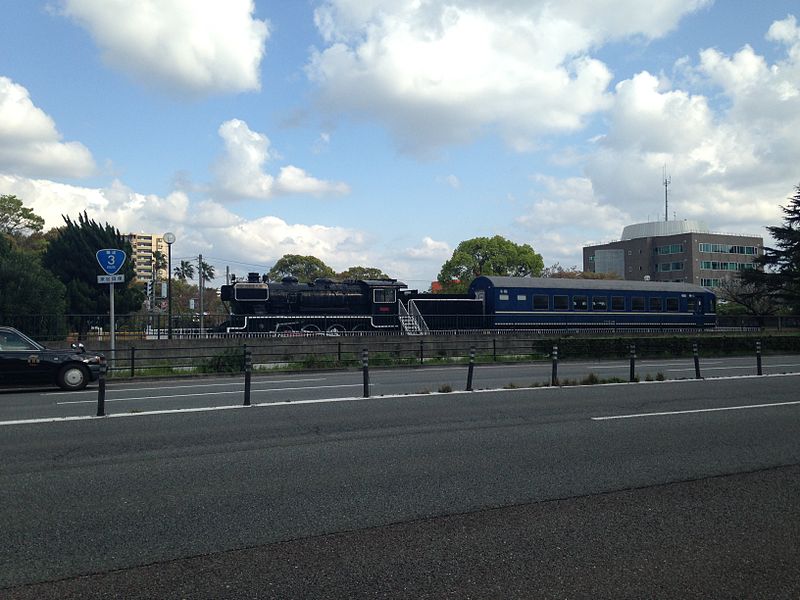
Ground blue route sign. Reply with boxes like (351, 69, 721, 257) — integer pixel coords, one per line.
(96, 249, 127, 275)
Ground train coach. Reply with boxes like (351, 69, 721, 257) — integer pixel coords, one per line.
(462, 276, 716, 330)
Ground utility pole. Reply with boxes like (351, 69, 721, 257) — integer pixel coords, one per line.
(199, 253, 204, 337)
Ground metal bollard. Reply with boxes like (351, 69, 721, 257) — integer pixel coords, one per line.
(629, 343, 636, 382)
(466, 346, 476, 391)
(693, 342, 702, 379)
(362, 348, 370, 398)
(551, 345, 559, 386)
(756, 340, 763, 376)
(243, 349, 252, 406)
(130, 346, 136, 378)
(97, 363, 107, 417)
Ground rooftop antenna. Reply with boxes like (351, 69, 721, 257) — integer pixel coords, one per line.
(663, 165, 671, 222)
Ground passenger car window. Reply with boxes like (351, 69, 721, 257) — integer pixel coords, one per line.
(0, 331, 37, 351)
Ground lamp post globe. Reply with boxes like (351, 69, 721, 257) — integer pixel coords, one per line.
(163, 232, 176, 339)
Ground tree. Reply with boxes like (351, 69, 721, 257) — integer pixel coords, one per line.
(338, 266, 390, 280)
(436, 235, 544, 293)
(0, 234, 67, 336)
(714, 277, 779, 316)
(152, 250, 167, 280)
(268, 255, 335, 282)
(741, 183, 800, 312)
(0, 195, 45, 237)
(42, 212, 143, 321)
(199, 259, 215, 283)
(173, 260, 195, 281)
(541, 262, 620, 279)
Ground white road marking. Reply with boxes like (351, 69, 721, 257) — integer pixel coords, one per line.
(41, 377, 328, 396)
(55, 383, 362, 405)
(1, 395, 374, 426)
(592, 400, 800, 421)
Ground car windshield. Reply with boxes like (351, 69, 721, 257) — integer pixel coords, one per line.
(0, 330, 40, 351)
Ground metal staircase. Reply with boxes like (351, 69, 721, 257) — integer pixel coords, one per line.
(398, 300, 429, 335)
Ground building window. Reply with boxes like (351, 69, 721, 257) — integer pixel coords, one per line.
(700, 261, 755, 271)
(700, 278, 722, 287)
(655, 244, 683, 255)
(699, 243, 758, 255)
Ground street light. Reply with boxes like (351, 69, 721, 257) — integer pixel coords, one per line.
(164, 232, 176, 339)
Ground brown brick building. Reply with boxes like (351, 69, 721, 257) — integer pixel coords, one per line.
(582, 220, 763, 289)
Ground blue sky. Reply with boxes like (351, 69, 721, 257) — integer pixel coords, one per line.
(1, 0, 799, 289)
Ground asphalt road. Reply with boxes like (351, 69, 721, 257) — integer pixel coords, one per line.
(2, 353, 800, 422)
(1, 373, 799, 598)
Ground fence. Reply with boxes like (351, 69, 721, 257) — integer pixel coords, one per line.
(95, 333, 798, 380)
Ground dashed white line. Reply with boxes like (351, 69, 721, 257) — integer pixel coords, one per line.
(55, 383, 362, 405)
(592, 399, 800, 421)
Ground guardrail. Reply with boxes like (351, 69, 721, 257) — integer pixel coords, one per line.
(96, 334, 789, 380)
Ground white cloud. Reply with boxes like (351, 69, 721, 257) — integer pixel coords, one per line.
(212, 119, 350, 199)
(0, 173, 378, 281)
(0, 77, 95, 178)
(307, 0, 709, 153)
(517, 175, 629, 265)
(404, 236, 451, 260)
(579, 13, 800, 240)
(437, 174, 461, 189)
(60, 0, 269, 96)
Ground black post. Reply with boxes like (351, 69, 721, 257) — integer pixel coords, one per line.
(337, 341, 342, 363)
(629, 343, 636, 382)
(466, 346, 475, 391)
(362, 348, 370, 398)
(756, 340, 763, 376)
(130, 346, 135, 378)
(243, 348, 252, 406)
(693, 342, 702, 379)
(551, 345, 559, 386)
(419, 339, 424, 365)
(167, 240, 173, 340)
(97, 363, 107, 417)
(493, 338, 497, 362)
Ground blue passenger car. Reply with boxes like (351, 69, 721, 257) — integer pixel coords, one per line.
(468, 276, 716, 329)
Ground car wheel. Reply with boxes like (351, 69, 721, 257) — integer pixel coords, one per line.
(58, 364, 90, 391)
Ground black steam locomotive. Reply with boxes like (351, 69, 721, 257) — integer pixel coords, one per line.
(219, 272, 409, 333)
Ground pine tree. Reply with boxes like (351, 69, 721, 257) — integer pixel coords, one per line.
(42, 212, 143, 322)
(742, 184, 800, 312)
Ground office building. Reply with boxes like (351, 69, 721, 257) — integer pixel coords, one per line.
(582, 220, 763, 288)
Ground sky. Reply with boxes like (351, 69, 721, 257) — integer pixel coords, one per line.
(1, 0, 799, 290)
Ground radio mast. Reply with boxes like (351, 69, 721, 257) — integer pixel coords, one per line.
(663, 165, 671, 222)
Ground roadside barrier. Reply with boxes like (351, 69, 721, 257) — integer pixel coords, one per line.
(466, 347, 475, 391)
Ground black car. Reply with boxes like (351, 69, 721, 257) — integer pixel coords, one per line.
(0, 327, 105, 391)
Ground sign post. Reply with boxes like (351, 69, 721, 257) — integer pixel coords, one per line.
(96, 249, 127, 367)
